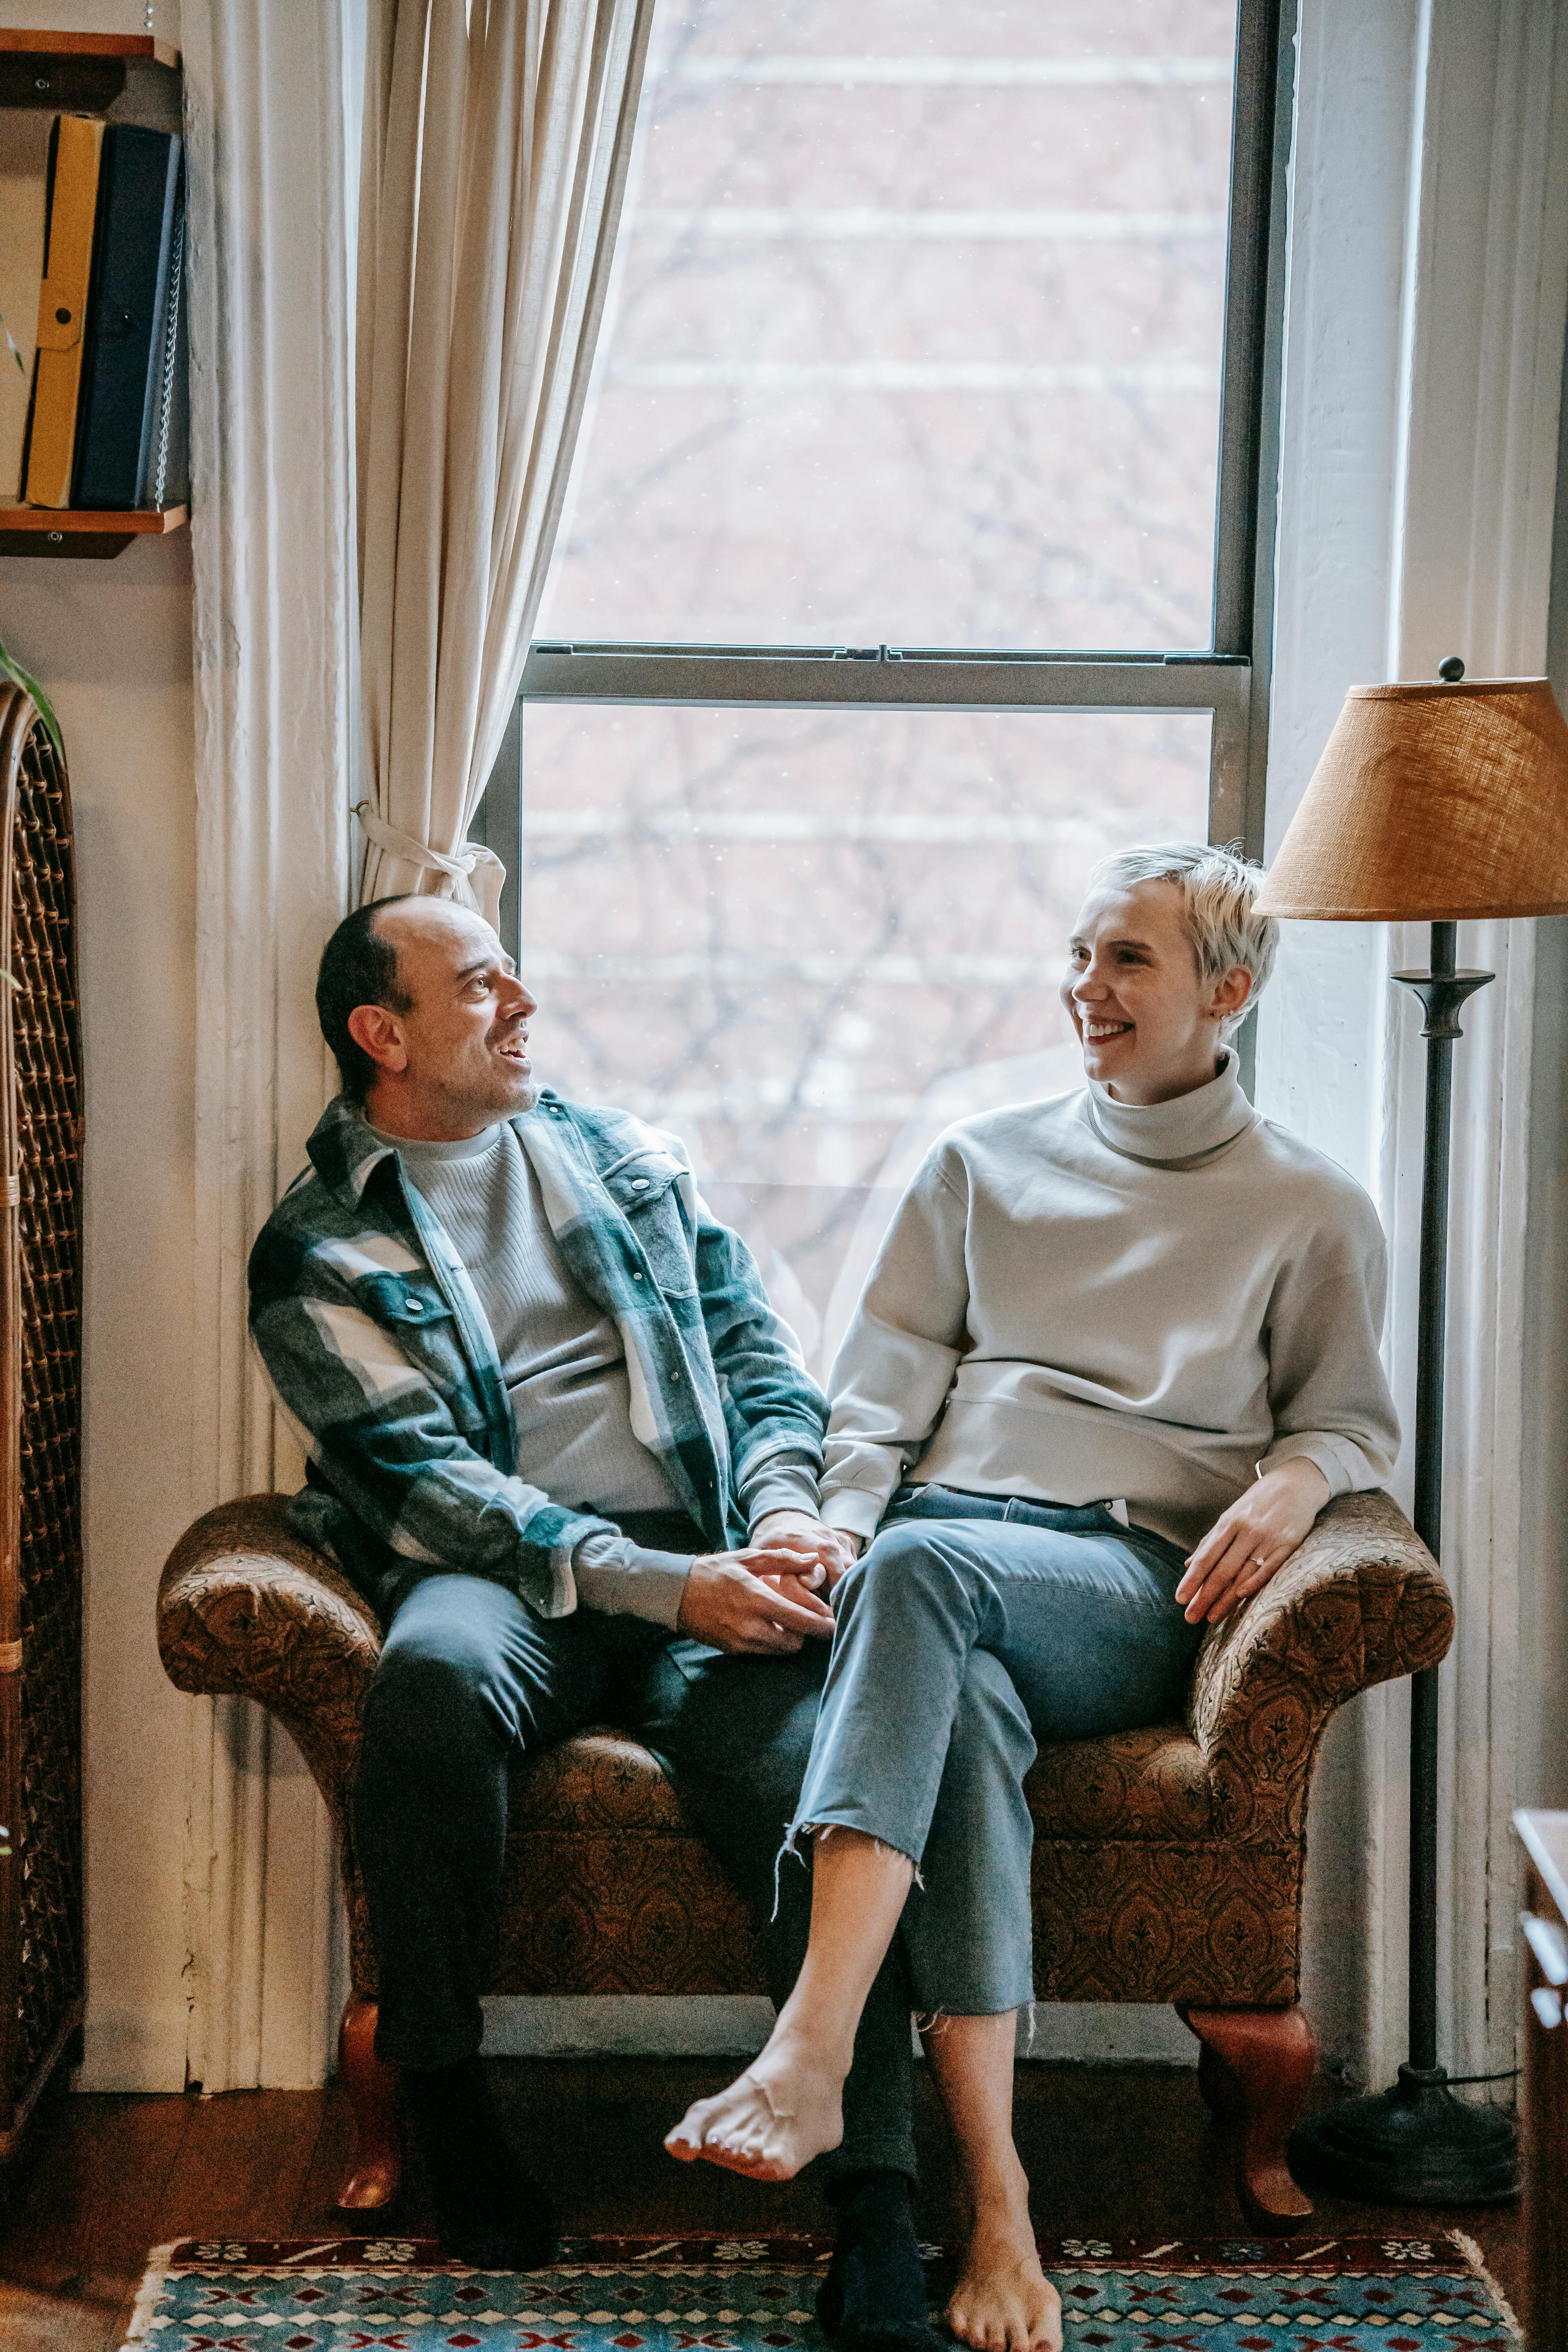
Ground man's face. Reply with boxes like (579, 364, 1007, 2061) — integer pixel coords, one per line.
(352, 898, 539, 1139)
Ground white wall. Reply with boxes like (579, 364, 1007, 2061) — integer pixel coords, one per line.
(1256, 0, 1422, 2087)
(1519, 341, 1568, 1817)
(1519, 913, 1568, 1818)
(0, 0, 200, 2092)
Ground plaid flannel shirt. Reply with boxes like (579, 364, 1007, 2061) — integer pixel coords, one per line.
(248, 1091, 828, 1623)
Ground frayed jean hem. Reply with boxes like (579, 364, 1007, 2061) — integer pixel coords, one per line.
(910, 1983, 1036, 2024)
(779, 1813, 926, 1883)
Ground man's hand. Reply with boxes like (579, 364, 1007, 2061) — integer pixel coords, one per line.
(676, 1546, 838, 1654)
(749, 1510, 861, 1591)
(1174, 1456, 1332, 1625)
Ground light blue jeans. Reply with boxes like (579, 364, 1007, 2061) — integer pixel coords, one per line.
(791, 1483, 1203, 2016)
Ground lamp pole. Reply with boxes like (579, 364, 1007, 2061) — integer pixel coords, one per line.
(1289, 664, 1519, 2204)
(1400, 920, 1490, 2081)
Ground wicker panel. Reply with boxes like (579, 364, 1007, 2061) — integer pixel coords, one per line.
(0, 689, 83, 2126)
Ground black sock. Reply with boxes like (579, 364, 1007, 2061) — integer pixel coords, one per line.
(402, 2057, 558, 2269)
(817, 2170, 942, 2350)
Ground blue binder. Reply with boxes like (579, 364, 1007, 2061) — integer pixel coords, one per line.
(71, 125, 185, 512)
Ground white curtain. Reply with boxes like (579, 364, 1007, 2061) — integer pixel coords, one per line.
(355, 0, 654, 923)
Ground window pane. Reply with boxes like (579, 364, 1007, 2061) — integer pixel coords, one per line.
(538, 2, 1239, 653)
(520, 705, 1210, 1376)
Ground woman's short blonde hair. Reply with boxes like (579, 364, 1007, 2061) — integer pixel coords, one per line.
(1083, 840, 1278, 1037)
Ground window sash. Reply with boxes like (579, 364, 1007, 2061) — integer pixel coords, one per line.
(516, 644, 1252, 838)
(485, 0, 1296, 939)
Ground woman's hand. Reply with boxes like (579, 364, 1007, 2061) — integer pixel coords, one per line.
(749, 1510, 861, 1591)
(677, 1549, 837, 1653)
(1175, 1457, 1332, 1625)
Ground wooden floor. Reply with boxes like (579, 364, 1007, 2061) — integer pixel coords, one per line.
(0, 2062, 1528, 2352)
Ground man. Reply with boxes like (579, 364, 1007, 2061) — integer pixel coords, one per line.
(249, 897, 935, 2351)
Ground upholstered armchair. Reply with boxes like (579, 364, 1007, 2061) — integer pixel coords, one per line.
(156, 1488, 1452, 2231)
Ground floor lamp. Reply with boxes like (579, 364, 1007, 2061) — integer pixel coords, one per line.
(1255, 661, 1568, 2205)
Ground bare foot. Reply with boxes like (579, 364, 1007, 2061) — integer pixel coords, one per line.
(946, 2172, 1062, 2352)
(663, 2032, 846, 2182)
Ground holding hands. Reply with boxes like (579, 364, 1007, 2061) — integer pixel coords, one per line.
(749, 1509, 861, 1588)
(1174, 1455, 1330, 1625)
(675, 1512, 857, 1656)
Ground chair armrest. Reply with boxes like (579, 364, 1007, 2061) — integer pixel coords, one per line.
(1187, 1489, 1454, 1835)
(157, 1493, 383, 1818)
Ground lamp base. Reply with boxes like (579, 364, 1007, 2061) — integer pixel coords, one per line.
(1288, 2065, 1520, 2206)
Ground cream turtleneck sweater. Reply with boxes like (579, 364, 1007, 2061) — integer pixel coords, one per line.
(819, 1051, 1400, 1555)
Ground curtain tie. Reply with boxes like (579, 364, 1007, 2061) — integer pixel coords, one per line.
(354, 800, 506, 928)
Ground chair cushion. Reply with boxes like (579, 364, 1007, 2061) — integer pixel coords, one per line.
(510, 1724, 1222, 1845)
(341, 1721, 1292, 2008)
(509, 1727, 693, 1834)
(1025, 1724, 1213, 1840)
(482, 1725, 1241, 2005)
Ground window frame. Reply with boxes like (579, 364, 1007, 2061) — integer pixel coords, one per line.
(481, 0, 1296, 964)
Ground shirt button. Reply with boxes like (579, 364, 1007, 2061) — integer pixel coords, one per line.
(631, 1271, 644, 1281)
(405, 1298, 423, 1315)
(632, 1177, 650, 1190)
(669, 1369, 681, 1383)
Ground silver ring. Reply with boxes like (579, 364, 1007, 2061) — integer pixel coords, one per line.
(1250, 1555, 1268, 1568)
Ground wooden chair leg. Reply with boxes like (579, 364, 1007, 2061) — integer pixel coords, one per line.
(1179, 2003, 1316, 2233)
(337, 1994, 403, 2210)
(1196, 2036, 1244, 2124)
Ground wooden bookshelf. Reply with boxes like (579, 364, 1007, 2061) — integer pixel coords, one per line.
(0, 30, 180, 111)
(0, 33, 188, 553)
(0, 503, 188, 559)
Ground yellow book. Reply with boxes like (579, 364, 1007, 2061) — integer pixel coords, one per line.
(21, 116, 105, 510)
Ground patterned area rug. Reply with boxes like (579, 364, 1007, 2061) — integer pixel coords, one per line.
(122, 2231, 1521, 2351)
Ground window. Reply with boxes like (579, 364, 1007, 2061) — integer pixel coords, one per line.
(542, 15, 1242, 650)
(479, 0, 1290, 1376)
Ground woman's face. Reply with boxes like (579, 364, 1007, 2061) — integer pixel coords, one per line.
(1060, 878, 1252, 1105)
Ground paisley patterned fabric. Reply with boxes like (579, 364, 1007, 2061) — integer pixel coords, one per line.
(156, 1489, 1452, 2012)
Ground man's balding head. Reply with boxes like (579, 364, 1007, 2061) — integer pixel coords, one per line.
(316, 898, 416, 1102)
(316, 895, 538, 1140)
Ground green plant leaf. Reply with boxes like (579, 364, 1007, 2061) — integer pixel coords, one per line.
(0, 638, 63, 762)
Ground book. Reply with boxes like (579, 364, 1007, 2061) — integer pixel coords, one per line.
(20, 114, 105, 509)
(71, 124, 185, 510)
(143, 166, 189, 510)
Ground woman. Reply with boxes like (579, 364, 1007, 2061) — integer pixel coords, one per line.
(667, 844, 1399, 2352)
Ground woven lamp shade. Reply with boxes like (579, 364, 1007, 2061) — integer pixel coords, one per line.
(1256, 676, 1568, 920)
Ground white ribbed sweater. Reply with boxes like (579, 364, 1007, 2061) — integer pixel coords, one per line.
(380, 1123, 817, 1626)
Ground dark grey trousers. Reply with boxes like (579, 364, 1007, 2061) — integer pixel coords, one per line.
(352, 1511, 916, 2181)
